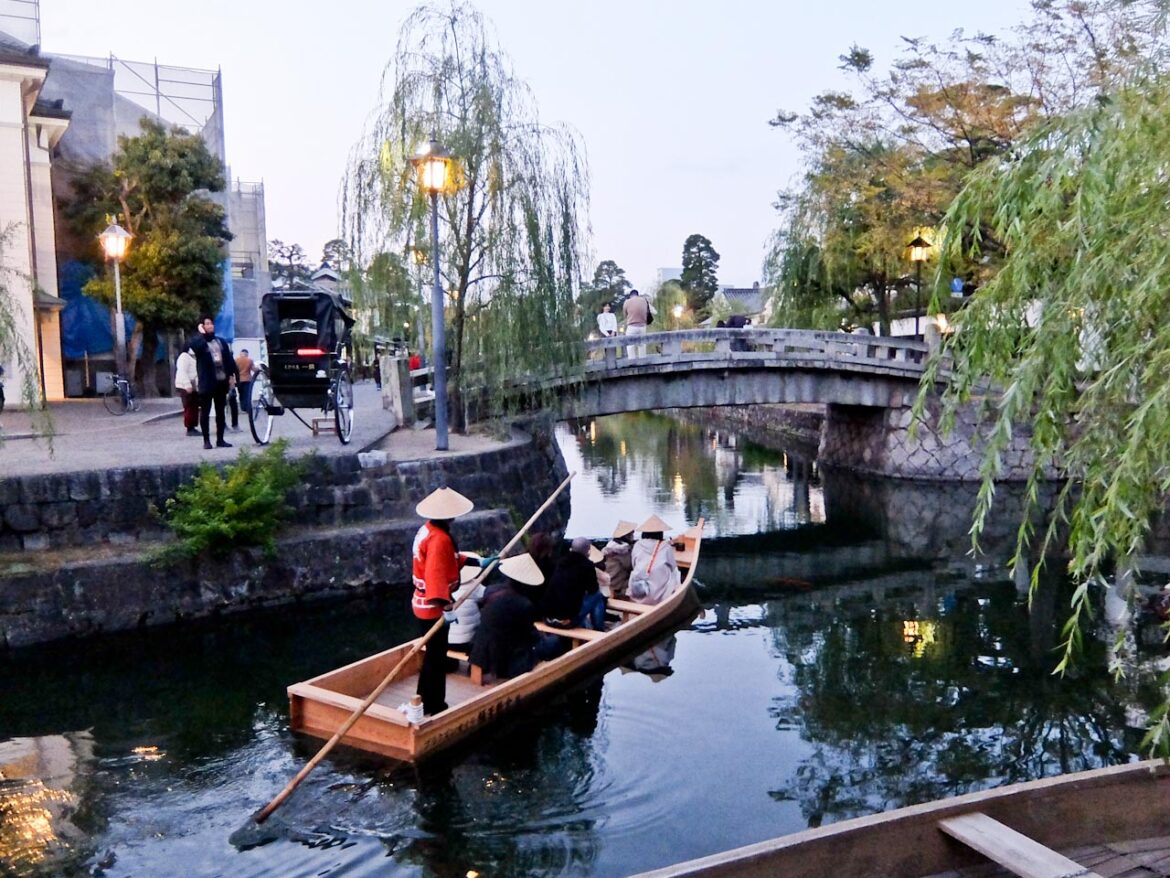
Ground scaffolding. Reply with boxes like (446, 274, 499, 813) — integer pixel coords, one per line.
(0, 0, 39, 48)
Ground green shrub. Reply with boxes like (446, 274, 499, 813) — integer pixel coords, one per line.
(161, 439, 305, 560)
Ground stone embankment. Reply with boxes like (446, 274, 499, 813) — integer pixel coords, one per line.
(0, 425, 570, 649)
(673, 404, 823, 453)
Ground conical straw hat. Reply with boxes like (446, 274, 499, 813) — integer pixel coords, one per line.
(498, 553, 544, 586)
(587, 545, 604, 564)
(416, 487, 474, 520)
(612, 520, 637, 539)
(638, 514, 673, 533)
(459, 552, 483, 584)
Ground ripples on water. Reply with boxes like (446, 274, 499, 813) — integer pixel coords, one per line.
(0, 413, 1163, 876)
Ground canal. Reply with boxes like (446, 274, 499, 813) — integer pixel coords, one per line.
(0, 412, 1162, 877)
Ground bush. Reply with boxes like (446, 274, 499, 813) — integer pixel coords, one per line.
(161, 439, 305, 560)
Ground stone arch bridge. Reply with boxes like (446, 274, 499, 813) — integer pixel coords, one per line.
(524, 328, 1027, 481)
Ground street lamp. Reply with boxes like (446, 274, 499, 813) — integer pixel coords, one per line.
(907, 234, 931, 340)
(99, 221, 133, 378)
(672, 303, 683, 329)
(410, 139, 454, 450)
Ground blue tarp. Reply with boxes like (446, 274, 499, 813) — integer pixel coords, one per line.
(59, 259, 236, 362)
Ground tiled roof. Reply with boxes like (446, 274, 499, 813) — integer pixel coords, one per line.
(719, 287, 766, 314)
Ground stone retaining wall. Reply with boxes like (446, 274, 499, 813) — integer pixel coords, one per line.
(0, 424, 569, 552)
(673, 404, 824, 451)
(818, 397, 1050, 481)
(0, 512, 513, 649)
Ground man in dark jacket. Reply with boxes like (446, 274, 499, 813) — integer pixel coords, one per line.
(189, 315, 240, 450)
(541, 537, 606, 631)
(469, 553, 558, 680)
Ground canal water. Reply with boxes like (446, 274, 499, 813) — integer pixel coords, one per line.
(0, 412, 1162, 877)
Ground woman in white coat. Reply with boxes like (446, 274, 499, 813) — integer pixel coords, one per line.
(629, 514, 680, 605)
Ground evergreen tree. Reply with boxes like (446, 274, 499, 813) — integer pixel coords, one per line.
(579, 259, 631, 315)
(680, 234, 720, 313)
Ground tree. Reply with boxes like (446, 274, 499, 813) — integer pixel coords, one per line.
(765, 0, 1165, 330)
(922, 65, 1170, 748)
(680, 234, 720, 313)
(579, 259, 631, 316)
(342, 2, 590, 421)
(321, 238, 353, 273)
(63, 118, 230, 394)
(268, 240, 311, 288)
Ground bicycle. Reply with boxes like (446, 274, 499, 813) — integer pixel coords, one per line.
(102, 374, 140, 415)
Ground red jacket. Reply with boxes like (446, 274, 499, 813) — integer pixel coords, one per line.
(412, 522, 462, 620)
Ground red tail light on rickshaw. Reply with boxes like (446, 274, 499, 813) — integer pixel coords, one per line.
(296, 348, 328, 357)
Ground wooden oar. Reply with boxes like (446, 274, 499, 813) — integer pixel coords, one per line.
(251, 470, 576, 824)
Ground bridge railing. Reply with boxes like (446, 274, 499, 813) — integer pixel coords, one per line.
(583, 328, 930, 371)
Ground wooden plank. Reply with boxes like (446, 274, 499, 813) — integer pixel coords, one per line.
(606, 598, 651, 615)
(534, 621, 604, 646)
(939, 813, 1104, 878)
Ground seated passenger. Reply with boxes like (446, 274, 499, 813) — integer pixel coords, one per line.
(589, 545, 612, 596)
(541, 537, 607, 631)
(629, 514, 681, 606)
(447, 552, 488, 666)
(469, 554, 559, 680)
(603, 520, 636, 598)
(525, 531, 563, 600)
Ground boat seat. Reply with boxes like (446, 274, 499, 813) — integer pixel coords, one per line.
(534, 621, 604, 648)
(606, 597, 650, 622)
(446, 649, 483, 686)
(938, 812, 1104, 878)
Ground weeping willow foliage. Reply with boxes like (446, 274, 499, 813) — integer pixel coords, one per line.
(341, 2, 591, 416)
(921, 70, 1170, 718)
(0, 226, 52, 443)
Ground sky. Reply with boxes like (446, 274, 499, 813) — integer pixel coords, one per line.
(37, 0, 1034, 293)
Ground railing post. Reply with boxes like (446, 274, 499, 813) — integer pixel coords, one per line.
(605, 344, 617, 369)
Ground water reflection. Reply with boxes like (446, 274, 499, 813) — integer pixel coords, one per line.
(560, 413, 824, 538)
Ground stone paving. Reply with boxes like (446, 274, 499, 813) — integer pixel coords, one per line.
(0, 380, 507, 477)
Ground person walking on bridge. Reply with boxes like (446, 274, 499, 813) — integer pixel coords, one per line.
(622, 290, 651, 358)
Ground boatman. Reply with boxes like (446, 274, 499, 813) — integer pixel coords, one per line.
(412, 486, 485, 715)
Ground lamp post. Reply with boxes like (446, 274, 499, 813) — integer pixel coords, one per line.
(411, 139, 454, 450)
(99, 221, 133, 378)
(907, 234, 931, 340)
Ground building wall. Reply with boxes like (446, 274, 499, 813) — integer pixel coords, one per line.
(0, 68, 43, 401)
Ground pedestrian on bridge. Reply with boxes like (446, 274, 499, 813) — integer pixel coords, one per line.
(597, 302, 618, 337)
(623, 290, 651, 358)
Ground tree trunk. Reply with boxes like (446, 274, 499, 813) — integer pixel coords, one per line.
(875, 279, 891, 337)
(128, 323, 144, 392)
(140, 327, 160, 398)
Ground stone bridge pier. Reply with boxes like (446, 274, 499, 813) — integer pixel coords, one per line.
(818, 396, 1043, 481)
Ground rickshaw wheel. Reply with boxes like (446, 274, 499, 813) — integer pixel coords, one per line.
(333, 369, 354, 445)
(249, 373, 275, 445)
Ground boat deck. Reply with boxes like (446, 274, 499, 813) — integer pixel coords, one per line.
(931, 835, 1170, 877)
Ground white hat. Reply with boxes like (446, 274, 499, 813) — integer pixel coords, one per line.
(498, 553, 544, 586)
(638, 514, 673, 533)
(460, 552, 483, 584)
(612, 520, 637, 539)
(416, 487, 474, 520)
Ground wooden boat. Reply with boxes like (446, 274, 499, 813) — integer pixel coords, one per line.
(632, 758, 1170, 878)
(288, 519, 704, 762)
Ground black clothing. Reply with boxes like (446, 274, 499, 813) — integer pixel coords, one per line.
(190, 331, 240, 446)
(470, 585, 541, 680)
(540, 552, 598, 624)
(416, 615, 449, 714)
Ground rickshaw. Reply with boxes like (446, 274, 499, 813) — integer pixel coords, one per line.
(250, 289, 356, 445)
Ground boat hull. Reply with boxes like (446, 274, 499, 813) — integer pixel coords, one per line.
(633, 759, 1170, 878)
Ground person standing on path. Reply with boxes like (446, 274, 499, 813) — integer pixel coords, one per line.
(234, 348, 257, 415)
(174, 348, 200, 436)
(411, 486, 485, 715)
(189, 315, 240, 450)
(622, 289, 651, 358)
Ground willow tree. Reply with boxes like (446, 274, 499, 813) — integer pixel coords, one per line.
(0, 228, 52, 438)
(342, 2, 590, 420)
(922, 63, 1170, 744)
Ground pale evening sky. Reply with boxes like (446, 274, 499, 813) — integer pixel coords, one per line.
(39, 0, 1033, 293)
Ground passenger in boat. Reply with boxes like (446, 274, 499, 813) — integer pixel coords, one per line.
(447, 553, 488, 668)
(526, 531, 563, 596)
(629, 515, 681, 606)
(541, 537, 607, 631)
(470, 554, 560, 680)
(412, 487, 485, 715)
(602, 520, 637, 598)
(589, 545, 611, 596)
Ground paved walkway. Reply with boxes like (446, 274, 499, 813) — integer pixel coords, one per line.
(0, 381, 507, 477)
